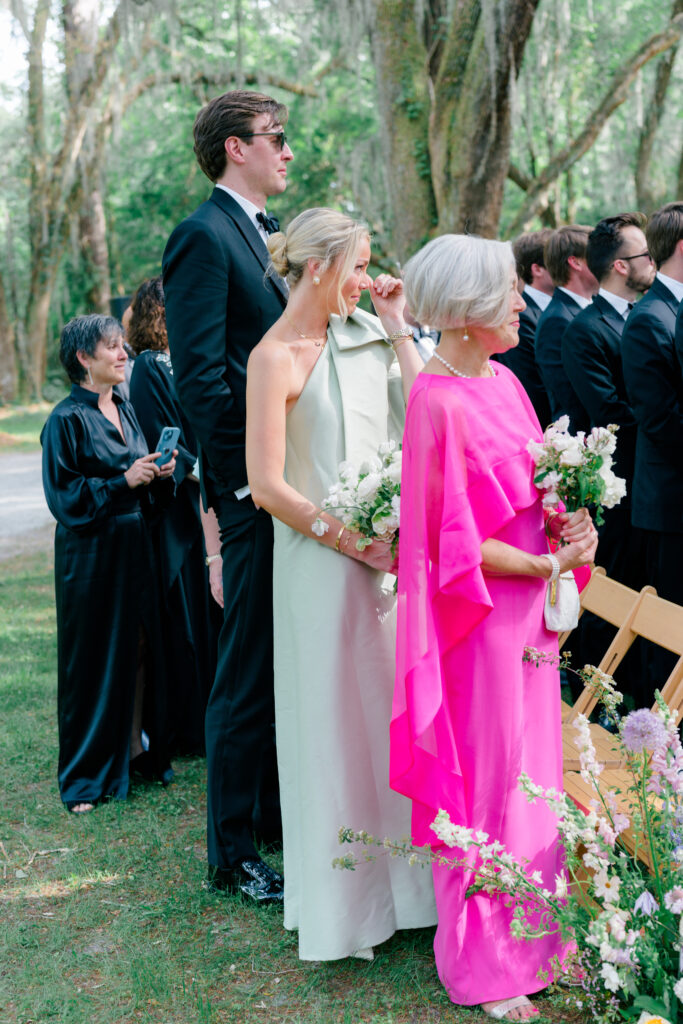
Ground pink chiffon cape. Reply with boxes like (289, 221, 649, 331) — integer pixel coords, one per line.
(391, 366, 568, 1005)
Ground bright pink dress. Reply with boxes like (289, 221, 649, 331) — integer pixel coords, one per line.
(391, 365, 566, 1006)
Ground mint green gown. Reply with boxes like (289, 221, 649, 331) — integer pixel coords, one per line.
(272, 310, 436, 961)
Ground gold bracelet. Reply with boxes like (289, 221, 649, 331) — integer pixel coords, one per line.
(335, 525, 345, 552)
(392, 336, 410, 351)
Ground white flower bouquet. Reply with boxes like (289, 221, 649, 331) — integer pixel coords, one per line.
(313, 441, 401, 553)
(527, 416, 627, 526)
(336, 660, 683, 1024)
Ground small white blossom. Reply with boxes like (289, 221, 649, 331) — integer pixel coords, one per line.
(600, 962, 621, 992)
(311, 518, 329, 537)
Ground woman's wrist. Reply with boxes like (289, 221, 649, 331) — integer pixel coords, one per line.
(540, 553, 560, 582)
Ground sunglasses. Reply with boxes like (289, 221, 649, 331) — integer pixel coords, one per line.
(240, 131, 288, 151)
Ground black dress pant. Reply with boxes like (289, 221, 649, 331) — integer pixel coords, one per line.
(576, 504, 649, 707)
(639, 529, 683, 696)
(205, 495, 280, 868)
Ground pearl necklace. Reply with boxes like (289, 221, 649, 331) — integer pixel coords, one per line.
(284, 310, 328, 347)
(433, 350, 496, 378)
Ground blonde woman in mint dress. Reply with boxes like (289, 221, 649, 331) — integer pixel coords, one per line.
(246, 208, 436, 961)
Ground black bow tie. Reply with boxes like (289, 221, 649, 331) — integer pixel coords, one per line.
(257, 212, 280, 235)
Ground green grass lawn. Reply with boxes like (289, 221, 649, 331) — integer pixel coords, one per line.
(0, 405, 54, 452)
(0, 551, 588, 1023)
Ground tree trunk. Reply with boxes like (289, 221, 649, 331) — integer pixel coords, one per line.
(635, 0, 683, 212)
(80, 183, 112, 312)
(63, 0, 112, 313)
(0, 274, 18, 404)
(429, 0, 540, 237)
(367, 0, 437, 264)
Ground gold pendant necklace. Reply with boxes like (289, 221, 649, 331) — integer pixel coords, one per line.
(284, 309, 328, 347)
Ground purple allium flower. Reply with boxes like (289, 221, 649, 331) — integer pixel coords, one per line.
(621, 709, 667, 753)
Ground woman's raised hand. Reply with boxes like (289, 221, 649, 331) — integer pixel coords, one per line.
(124, 453, 161, 488)
(369, 274, 406, 331)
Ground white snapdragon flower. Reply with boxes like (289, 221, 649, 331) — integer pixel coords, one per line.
(357, 472, 382, 500)
(338, 460, 358, 486)
(384, 460, 402, 484)
(675, 977, 683, 1002)
(600, 963, 621, 992)
(359, 455, 382, 475)
(311, 519, 329, 537)
(559, 441, 584, 466)
(378, 440, 397, 456)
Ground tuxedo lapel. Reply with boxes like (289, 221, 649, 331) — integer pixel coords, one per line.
(652, 275, 681, 318)
(593, 294, 625, 339)
(209, 188, 288, 303)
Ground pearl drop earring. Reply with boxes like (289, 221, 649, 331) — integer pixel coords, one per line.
(313, 275, 320, 285)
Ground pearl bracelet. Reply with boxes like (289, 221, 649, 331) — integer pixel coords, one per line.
(541, 553, 560, 582)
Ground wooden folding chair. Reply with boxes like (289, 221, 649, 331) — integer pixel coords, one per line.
(563, 580, 683, 870)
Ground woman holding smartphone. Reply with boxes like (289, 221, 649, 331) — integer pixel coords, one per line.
(41, 314, 177, 813)
(128, 278, 217, 756)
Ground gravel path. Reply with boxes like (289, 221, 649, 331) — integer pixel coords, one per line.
(0, 451, 55, 562)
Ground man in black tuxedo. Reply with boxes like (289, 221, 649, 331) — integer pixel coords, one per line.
(495, 229, 552, 427)
(623, 203, 683, 621)
(535, 225, 597, 430)
(562, 213, 654, 704)
(162, 90, 293, 902)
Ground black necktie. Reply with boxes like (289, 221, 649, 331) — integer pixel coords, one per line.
(257, 212, 280, 235)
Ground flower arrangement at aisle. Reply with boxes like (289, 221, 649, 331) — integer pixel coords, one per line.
(312, 441, 401, 553)
(527, 417, 627, 525)
(334, 659, 683, 1024)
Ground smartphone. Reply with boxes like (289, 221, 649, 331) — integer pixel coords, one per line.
(154, 426, 180, 465)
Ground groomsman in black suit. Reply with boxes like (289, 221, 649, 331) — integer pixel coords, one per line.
(622, 201, 683, 617)
(495, 229, 552, 427)
(163, 91, 293, 902)
(562, 213, 655, 704)
(535, 225, 597, 430)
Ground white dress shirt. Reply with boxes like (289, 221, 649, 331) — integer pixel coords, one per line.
(656, 271, 683, 304)
(559, 286, 591, 309)
(524, 284, 551, 311)
(598, 287, 631, 320)
(215, 184, 270, 245)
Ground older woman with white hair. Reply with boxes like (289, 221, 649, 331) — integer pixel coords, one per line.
(391, 235, 597, 1021)
(246, 207, 436, 961)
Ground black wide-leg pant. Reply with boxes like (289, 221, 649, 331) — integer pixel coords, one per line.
(206, 496, 280, 868)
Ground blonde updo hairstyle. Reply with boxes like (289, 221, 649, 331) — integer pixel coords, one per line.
(403, 234, 516, 331)
(268, 208, 369, 321)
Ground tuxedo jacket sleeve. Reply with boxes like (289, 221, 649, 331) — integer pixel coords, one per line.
(534, 290, 590, 431)
(561, 298, 636, 429)
(162, 189, 286, 496)
(622, 277, 683, 531)
(495, 294, 551, 427)
(561, 296, 636, 487)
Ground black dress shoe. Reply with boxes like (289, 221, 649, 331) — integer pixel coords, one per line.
(206, 859, 284, 903)
(129, 752, 175, 787)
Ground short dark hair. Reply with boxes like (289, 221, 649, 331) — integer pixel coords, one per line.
(193, 89, 288, 182)
(646, 202, 683, 269)
(127, 277, 167, 356)
(512, 229, 553, 285)
(544, 225, 592, 286)
(59, 314, 123, 384)
(587, 212, 647, 282)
